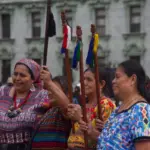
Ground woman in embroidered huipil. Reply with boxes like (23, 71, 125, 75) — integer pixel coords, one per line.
(97, 60, 150, 150)
(0, 58, 50, 150)
(32, 75, 82, 150)
(68, 67, 116, 149)
(0, 58, 81, 150)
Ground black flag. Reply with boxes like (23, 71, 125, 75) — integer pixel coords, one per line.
(48, 12, 56, 37)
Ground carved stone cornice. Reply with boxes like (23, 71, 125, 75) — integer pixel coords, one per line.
(0, 39, 15, 44)
(0, 0, 59, 6)
(56, 36, 76, 43)
(98, 45, 110, 57)
(26, 47, 43, 59)
(0, 48, 15, 59)
(24, 2, 46, 10)
(123, 0, 145, 6)
(89, 34, 111, 41)
(0, 39, 15, 59)
(0, 4, 15, 14)
(100, 35, 111, 41)
(25, 38, 44, 58)
(25, 38, 44, 44)
(56, 0, 78, 16)
(56, 37, 63, 43)
(123, 43, 146, 57)
(88, 0, 111, 7)
(123, 33, 146, 40)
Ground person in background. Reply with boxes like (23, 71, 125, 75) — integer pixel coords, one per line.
(73, 85, 81, 105)
(7, 77, 14, 86)
(97, 60, 150, 150)
(68, 67, 116, 149)
(32, 69, 82, 150)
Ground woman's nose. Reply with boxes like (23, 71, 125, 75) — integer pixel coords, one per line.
(112, 78, 116, 84)
(15, 74, 21, 80)
(84, 80, 87, 86)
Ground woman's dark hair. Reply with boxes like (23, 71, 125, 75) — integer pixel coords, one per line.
(52, 76, 68, 95)
(119, 60, 150, 103)
(84, 67, 114, 98)
(15, 63, 34, 80)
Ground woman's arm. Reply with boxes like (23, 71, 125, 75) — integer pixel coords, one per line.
(40, 68, 69, 109)
(47, 80, 70, 108)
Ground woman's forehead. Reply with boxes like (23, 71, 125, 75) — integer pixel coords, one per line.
(84, 70, 94, 76)
(116, 66, 125, 74)
(14, 64, 29, 72)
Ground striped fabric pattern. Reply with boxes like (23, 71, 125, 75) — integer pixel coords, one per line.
(32, 107, 71, 150)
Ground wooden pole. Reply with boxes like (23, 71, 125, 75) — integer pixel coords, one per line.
(91, 24, 103, 121)
(76, 26, 88, 150)
(61, 11, 73, 103)
(43, 0, 51, 65)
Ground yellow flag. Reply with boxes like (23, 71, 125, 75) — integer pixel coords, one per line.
(93, 33, 99, 53)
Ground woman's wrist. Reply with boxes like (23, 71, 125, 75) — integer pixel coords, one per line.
(46, 80, 53, 91)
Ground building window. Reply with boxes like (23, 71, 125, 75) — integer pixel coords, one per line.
(2, 60, 11, 83)
(1, 14, 10, 38)
(32, 12, 41, 38)
(130, 56, 140, 63)
(130, 6, 141, 33)
(95, 8, 106, 35)
(33, 58, 41, 65)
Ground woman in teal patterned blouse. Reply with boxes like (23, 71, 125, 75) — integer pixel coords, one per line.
(97, 60, 150, 150)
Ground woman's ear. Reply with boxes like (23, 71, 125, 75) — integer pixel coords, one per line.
(99, 80, 106, 89)
(131, 74, 137, 86)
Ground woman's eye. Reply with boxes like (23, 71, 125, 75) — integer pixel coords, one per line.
(20, 73, 26, 77)
(13, 72, 26, 77)
(14, 72, 18, 76)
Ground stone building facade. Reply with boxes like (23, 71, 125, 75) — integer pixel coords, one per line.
(0, 0, 149, 85)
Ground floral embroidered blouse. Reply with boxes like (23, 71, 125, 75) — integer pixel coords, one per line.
(68, 97, 116, 149)
(97, 102, 150, 150)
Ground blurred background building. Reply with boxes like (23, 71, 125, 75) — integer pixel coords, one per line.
(0, 0, 150, 85)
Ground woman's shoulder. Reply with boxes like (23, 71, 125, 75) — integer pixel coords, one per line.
(131, 101, 150, 113)
(0, 85, 11, 96)
(33, 88, 48, 96)
(100, 97, 116, 109)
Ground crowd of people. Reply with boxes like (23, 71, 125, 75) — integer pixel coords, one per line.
(0, 58, 149, 150)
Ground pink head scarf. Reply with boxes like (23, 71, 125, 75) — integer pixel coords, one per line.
(15, 58, 41, 88)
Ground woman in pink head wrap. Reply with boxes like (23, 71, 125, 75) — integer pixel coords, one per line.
(14, 58, 42, 89)
(0, 58, 81, 150)
(0, 58, 49, 150)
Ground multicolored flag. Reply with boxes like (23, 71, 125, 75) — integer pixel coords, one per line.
(72, 41, 81, 69)
(61, 24, 71, 53)
(86, 34, 99, 67)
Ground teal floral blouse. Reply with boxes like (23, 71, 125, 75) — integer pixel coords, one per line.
(97, 102, 150, 150)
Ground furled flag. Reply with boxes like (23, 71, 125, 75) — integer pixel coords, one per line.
(86, 34, 99, 67)
(48, 12, 56, 37)
(72, 41, 81, 69)
(61, 24, 71, 53)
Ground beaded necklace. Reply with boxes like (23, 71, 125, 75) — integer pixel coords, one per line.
(7, 91, 31, 118)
